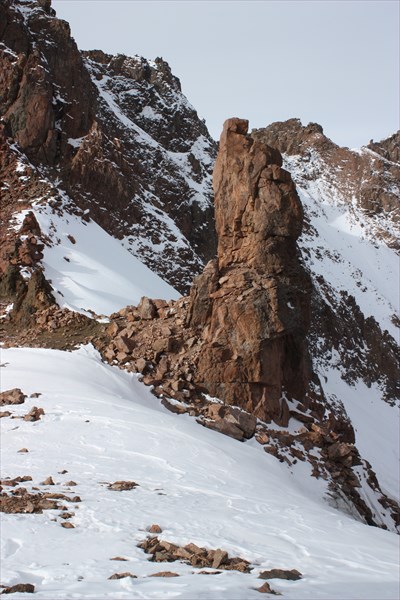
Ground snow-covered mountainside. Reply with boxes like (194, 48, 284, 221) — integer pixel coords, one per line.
(1, 2, 399, 599)
(1, 345, 399, 599)
(0, 0, 217, 294)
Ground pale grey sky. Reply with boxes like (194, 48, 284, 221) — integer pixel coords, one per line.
(53, 0, 399, 148)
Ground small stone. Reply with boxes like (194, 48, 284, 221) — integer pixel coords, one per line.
(147, 524, 162, 534)
(30, 392, 41, 399)
(17, 448, 29, 453)
(108, 481, 139, 491)
(110, 557, 128, 561)
(0, 411, 11, 418)
(149, 572, 179, 578)
(196, 570, 222, 575)
(58, 470, 68, 474)
(42, 476, 55, 486)
(61, 522, 75, 529)
(65, 481, 77, 486)
(108, 572, 137, 580)
(257, 582, 281, 594)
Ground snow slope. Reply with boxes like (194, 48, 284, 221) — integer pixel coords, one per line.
(14, 203, 179, 316)
(284, 153, 399, 341)
(1, 345, 399, 599)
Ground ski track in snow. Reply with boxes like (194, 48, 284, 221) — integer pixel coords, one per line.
(0, 345, 399, 599)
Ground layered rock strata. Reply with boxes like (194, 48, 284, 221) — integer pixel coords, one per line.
(187, 118, 312, 425)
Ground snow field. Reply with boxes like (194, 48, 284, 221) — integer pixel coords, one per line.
(1, 345, 399, 599)
(16, 204, 179, 316)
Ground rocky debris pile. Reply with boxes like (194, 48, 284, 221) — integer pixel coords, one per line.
(138, 537, 251, 572)
(97, 297, 258, 442)
(0, 486, 79, 514)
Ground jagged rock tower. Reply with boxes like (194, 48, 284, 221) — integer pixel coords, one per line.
(188, 118, 312, 425)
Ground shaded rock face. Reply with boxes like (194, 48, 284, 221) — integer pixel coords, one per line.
(0, 0, 217, 294)
(188, 119, 313, 425)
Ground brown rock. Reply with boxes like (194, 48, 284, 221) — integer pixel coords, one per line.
(259, 569, 302, 580)
(257, 582, 281, 594)
(0, 388, 26, 406)
(17, 448, 29, 453)
(147, 524, 162, 534)
(149, 572, 179, 578)
(108, 572, 137, 580)
(108, 481, 138, 491)
(115, 335, 135, 354)
(110, 557, 128, 561)
(24, 407, 45, 421)
(1, 583, 35, 594)
(212, 549, 228, 569)
(41, 476, 55, 486)
(61, 522, 75, 529)
(138, 297, 157, 320)
(0, 411, 11, 418)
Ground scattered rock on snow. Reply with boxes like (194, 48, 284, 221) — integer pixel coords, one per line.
(147, 524, 163, 534)
(258, 569, 302, 580)
(0, 388, 27, 405)
(108, 572, 137, 580)
(149, 571, 179, 577)
(108, 481, 139, 491)
(41, 476, 55, 486)
(0, 583, 35, 594)
(256, 581, 281, 594)
(23, 407, 44, 421)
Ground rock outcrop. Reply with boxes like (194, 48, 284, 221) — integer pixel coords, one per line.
(0, 0, 217, 294)
(187, 118, 312, 425)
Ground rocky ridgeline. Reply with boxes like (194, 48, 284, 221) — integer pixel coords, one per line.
(253, 119, 400, 405)
(0, 0, 217, 293)
(253, 119, 400, 249)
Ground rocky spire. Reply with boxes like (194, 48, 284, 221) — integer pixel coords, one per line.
(187, 118, 312, 426)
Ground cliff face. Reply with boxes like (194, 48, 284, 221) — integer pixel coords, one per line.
(188, 119, 313, 425)
(0, 0, 217, 294)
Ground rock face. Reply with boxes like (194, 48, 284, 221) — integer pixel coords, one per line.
(0, 0, 217, 294)
(187, 119, 312, 425)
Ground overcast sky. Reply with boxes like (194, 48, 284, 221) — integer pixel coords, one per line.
(53, 0, 399, 148)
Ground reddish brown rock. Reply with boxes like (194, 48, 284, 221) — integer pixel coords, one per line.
(188, 118, 312, 425)
(1, 583, 35, 594)
(0, 388, 27, 406)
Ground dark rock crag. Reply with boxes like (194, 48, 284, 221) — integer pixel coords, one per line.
(0, 0, 217, 294)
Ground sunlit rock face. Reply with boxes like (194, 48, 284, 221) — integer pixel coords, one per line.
(188, 118, 313, 426)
